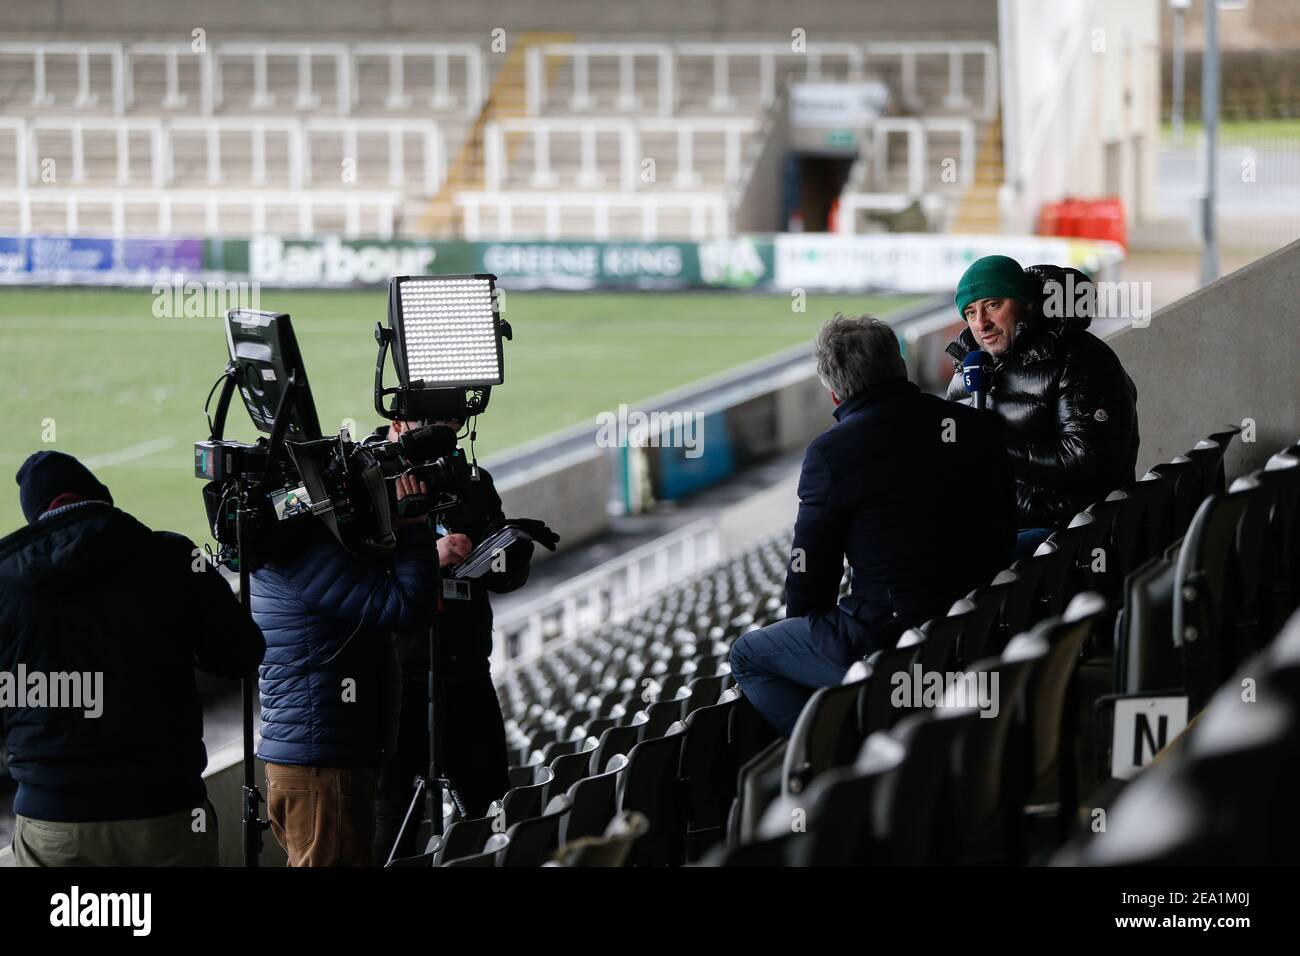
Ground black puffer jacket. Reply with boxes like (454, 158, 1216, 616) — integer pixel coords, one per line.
(945, 265, 1140, 529)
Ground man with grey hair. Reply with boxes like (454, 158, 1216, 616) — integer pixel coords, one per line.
(729, 314, 1016, 736)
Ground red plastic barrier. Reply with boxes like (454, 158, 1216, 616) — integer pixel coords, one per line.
(1035, 196, 1127, 250)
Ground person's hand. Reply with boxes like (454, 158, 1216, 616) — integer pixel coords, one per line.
(437, 533, 473, 567)
(394, 473, 429, 527)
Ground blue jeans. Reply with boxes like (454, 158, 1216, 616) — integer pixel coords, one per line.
(728, 616, 851, 738)
(1014, 527, 1055, 560)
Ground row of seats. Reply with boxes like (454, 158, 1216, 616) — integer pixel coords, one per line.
(393, 426, 1300, 866)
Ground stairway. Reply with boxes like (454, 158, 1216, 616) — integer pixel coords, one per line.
(418, 32, 573, 238)
(948, 114, 1005, 235)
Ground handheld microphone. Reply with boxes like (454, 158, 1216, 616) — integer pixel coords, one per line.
(961, 351, 994, 410)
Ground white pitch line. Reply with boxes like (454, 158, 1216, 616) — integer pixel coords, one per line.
(81, 437, 178, 470)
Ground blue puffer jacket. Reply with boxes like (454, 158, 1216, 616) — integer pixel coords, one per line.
(251, 522, 437, 769)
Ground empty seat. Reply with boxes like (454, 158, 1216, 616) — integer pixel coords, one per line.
(618, 723, 687, 866)
(958, 575, 1019, 663)
(499, 766, 554, 827)
(1174, 489, 1254, 710)
(1256, 454, 1300, 618)
(551, 811, 650, 867)
(442, 833, 509, 867)
(1124, 471, 1177, 563)
(498, 795, 571, 867)
(432, 814, 495, 866)
(728, 737, 787, 846)
(634, 699, 684, 741)
(857, 644, 920, 734)
(588, 724, 640, 775)
(948, 643, 1045, 864)
(783, 677, 868, 796)
(1150, 457, 1206, 541)
(543, 744, 596, 805)
(560, 754, 628, 844)
(678, 697, 739, 859)
(761, 731, 906, 866)
(1008, 593, 1107, 850)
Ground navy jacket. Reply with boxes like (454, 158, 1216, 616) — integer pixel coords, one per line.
(0, 501, 264, 821)
(251, 521, 437, 768)
(787, 380, 1016, 664)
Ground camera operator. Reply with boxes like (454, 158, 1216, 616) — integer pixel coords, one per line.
(373, 417, 535, 864)
(1, 451, 264, 866)
(250, 468, 438, 867)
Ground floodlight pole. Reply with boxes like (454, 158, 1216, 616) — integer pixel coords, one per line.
(1200, 0, 1220, 286)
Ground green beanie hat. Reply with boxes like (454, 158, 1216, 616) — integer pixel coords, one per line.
(955, 255, 1033, 319)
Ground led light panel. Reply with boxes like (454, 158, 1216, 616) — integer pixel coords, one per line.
(395, 276, 502, 386)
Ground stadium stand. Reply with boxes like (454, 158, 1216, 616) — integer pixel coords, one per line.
(371, 424, 1300, 867)
(0, 36, 997, 240)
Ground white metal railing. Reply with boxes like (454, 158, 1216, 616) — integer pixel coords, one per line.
(491, 518, 721, 677)
(0, 188, 402, 239)
(456, 190, 731, 241)
(484, 117, 757, 192)
(862, 41, 999, 120)
(868, 116, 977, 195)
(0, 42, 127, 114)
(10, 116, 444, 194)
(525, 41, 996, 119)
(0, 40, 484, 118)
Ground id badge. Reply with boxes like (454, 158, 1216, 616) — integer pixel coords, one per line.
(442, 579, 472, 601)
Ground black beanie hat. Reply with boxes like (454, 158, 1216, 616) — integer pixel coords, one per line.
(15, 451, 113, 523)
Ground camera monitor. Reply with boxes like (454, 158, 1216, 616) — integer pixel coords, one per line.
(225, 309, 323, 442)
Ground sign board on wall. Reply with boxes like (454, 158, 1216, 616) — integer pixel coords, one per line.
(789, 82, 890, 129)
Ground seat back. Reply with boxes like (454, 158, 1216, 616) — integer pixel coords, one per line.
(872, 708, 978, 865)
(561, 754, 628, 844)
(432, 814, 494, 866)
(544, 745, 596, 805)
(783, 678, 869, 796)
(914, 611, 965, 674)
(588, 724, 640, 775)
(1174, 491, 1251, 711)
(858, 644, 921, 735)
(551, 811, 650, 867)
(1150, 457, 1206, 540)
(678, 697, 739, 858)
(959, 576, 1016, 664)
(500, 766, 554, 827)
(1007, 593, 1106, 822)
(1124, 471, 1176, 562)
(1257, 454, 1300, 617)
(618, 725, 687, 865)
(947, 643, 1044, 864)
(498, 795, 572, 867)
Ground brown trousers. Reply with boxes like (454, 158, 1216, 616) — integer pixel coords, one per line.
(265, 763, 377, 867)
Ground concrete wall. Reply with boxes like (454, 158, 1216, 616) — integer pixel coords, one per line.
(1105, 237, 1300, 478)
(1001, 0, 1161, 230)
(0, 0, 999, 38)
(734, 87, 791, 235)
(495, 446, 611, 556)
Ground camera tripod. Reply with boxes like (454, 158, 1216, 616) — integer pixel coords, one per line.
(386, 602, 469, 866)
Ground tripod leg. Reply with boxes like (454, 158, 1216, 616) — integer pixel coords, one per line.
(386, 776, 430, 867)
